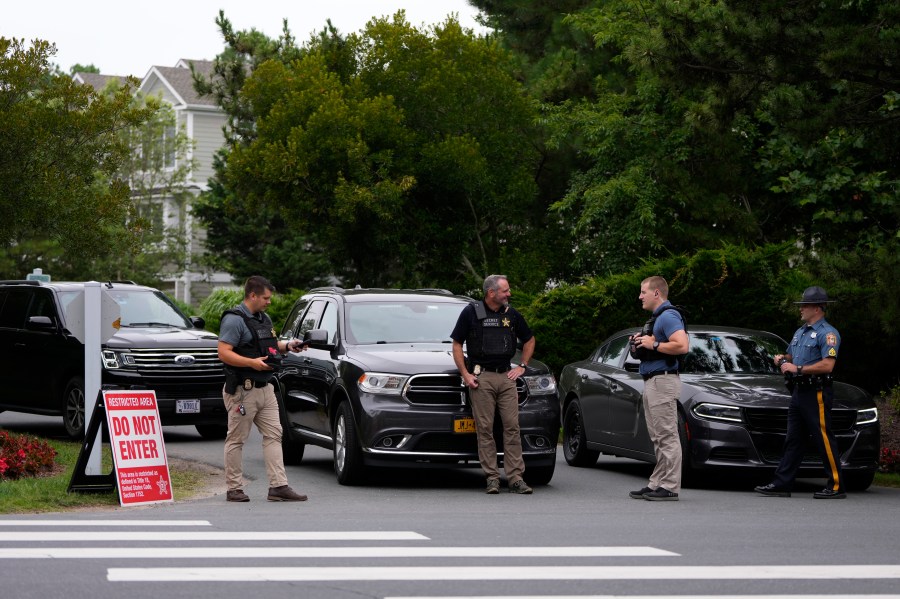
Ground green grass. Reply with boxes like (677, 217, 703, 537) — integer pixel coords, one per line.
(0, 437, 208, 514)
(874, 471, 900, 488)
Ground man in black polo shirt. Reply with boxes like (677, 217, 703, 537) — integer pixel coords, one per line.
(451, 275, 535, 494)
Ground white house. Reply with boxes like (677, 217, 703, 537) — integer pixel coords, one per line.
(75, 60, 233, 305)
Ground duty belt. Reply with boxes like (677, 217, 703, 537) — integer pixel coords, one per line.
(242, 378, 271, 390)
(793, 374, 833, 388)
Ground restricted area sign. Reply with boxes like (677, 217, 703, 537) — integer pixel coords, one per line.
(103, 390, 174, 506)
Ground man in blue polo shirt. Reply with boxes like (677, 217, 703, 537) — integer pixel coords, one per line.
(629, 276, 689, 501)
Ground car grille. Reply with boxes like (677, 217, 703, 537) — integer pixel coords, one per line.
(404, 374, 465, 405)
(402, 374, 529, 406)
(744, 408, 858, 434)
(126, 347, 223, 376)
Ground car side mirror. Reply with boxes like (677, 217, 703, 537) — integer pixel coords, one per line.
(624, 361, 640, 373)
(25, 315, 55, 331)
(303, 328, 333, 349)
(190, 316, 206, 329)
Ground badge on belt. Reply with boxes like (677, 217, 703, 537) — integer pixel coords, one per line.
(473, 365, 482, 375)
(243, 379, 253, 391)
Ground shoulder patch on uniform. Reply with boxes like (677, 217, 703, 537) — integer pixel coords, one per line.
(828, 347, 837, 357)
(826, 333, 837, 346)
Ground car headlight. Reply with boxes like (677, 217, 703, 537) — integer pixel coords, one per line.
(692, 402, 743, 423)
(101, 350, 136, 369)
(856, 407, 878, 425)
(101, 350, 120, 369)
(358, 372, 408, 395)
(523, 374, 557, 396)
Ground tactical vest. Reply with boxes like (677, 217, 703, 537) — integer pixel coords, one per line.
(629, 305, 688, 368)
(466, 301, 517, 362)
(221, 308, 280, 378)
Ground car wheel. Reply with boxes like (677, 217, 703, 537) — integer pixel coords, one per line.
(842, 469, 875, 492)
(195, 424, 228, 440)
(62, 377, 85, 440)
(526, 461, 556, 486)
(333, 402, 364, 485)
(562, 399, 600, 467)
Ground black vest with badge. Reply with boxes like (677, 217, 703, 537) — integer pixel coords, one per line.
(466, 301, 518, 366)
(629, 305, 688, 368)
(221, 308, 281, 380)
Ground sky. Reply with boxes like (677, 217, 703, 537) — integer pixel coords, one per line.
(3, 0, 486, 77)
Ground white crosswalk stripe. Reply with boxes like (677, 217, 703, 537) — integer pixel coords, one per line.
(0, 545, 676, 559)
(105, 564, 900, 582)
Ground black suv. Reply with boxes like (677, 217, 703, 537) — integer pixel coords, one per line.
(274, 287, 560, 485)
(0, 280, 226, 439)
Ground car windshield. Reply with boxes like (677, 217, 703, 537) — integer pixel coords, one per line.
(684, 332, 785, 374)
(59, 289, 191, 329)
(346, 301, 466, 344)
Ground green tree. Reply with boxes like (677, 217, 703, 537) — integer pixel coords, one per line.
(196, 12, 559, 291)
(548, 0, 899, 276)
(0, 63, 195, 287)
(0, 38, 152, 264)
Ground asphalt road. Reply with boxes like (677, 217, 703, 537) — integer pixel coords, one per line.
(2, 411, 900, 599)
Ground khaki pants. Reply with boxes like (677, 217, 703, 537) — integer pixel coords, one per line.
(223, 382, 287, 491)
(642, 373, 683, 493)
(470, 370, 525, 484)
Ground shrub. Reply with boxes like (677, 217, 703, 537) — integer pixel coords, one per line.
(199, 287, 307, 334)
(0, 430, 57, 480)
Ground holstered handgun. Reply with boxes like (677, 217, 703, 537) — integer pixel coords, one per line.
(224, 371, 239, 395)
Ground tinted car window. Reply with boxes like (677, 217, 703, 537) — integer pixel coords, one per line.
(281, 298, 309, 338)
(0, 290, 31, 328)
(28, 289, 58, 320)
(320, 301, 338, 344)
(298, 300, 326, 337)
(601, 335, 631, 366)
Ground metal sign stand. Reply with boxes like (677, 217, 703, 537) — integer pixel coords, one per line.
(67, 391, 117, 494)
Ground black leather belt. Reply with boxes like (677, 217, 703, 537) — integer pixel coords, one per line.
(642, 370, 679, 381)
(243, 379, 271, 390)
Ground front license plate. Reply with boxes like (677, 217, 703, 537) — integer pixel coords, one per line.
(453, 417, 476, 434)
(176, 399, 201, 414)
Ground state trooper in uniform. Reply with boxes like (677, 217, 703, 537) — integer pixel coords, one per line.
(755, 286, 846, 499)
(451, 275, 535, 494)
(218, 275, 308, 503)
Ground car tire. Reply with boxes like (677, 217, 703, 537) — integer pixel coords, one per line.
(526, 461, 556, 486)
(333, 402, 364, 485)
(842, 469, 875, 492)
(62, 376, 85, 440)
(562, 399, 600, 467)
(195, 424, 228, 440)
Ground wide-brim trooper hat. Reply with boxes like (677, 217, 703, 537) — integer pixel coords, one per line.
(794, 285, 835, 304)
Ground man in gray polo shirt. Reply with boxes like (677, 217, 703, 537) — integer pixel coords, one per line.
(218, 275, 308, 502)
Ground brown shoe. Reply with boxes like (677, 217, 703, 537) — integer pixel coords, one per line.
(485, 479, 500, 494)
(267, 485, 308, 502)
(226, 489, 249, 502)
(509, 480, 533, 494)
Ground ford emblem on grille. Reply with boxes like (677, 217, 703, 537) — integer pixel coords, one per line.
(174, 354, 196, 366)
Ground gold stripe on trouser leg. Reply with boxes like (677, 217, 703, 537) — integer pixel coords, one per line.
(816, 389, 841, 491)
